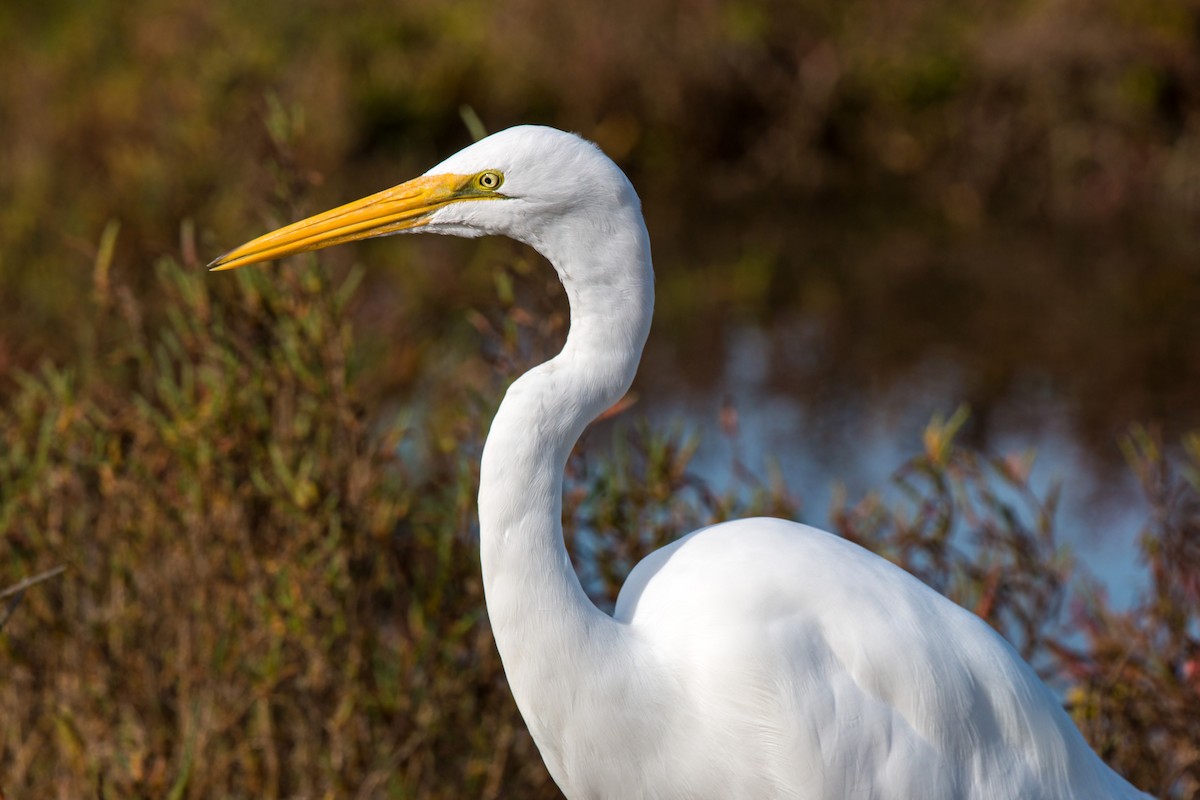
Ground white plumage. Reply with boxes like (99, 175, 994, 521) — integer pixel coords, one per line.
(212, 125, 1151, 799)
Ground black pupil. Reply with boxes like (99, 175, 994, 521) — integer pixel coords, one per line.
(483, 174, 495, 187)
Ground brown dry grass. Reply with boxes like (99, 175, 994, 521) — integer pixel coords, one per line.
(0, 247, 1195, 797)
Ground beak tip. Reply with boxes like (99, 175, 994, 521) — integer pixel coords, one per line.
(207, 253, 237, 271)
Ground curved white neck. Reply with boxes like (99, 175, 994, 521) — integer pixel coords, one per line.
(477, 208, 654, 758)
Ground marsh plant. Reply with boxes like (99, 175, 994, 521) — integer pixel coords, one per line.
(0, 240, 1196, 798)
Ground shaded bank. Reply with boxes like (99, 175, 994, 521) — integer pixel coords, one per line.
(1, 0, 1198, 452)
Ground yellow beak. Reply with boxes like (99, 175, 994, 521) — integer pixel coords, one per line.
(209, 173, 487, 271)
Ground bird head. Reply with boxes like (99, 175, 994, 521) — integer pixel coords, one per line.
(209, 125, 641, 272)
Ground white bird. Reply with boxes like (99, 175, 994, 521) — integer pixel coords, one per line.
(211, 125, 1151, 799)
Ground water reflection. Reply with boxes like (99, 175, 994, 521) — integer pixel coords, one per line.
(641, 324, 1149, 609)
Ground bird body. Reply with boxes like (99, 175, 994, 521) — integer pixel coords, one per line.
(212, 125, 1151, 799)
(604, 518, 1136, 799)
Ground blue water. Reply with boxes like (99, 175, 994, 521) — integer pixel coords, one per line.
(640, 324, 1149, 611)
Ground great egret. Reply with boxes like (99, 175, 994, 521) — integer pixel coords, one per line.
(211, 126, 1150, 799)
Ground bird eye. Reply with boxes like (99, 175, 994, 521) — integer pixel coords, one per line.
(477, 170, 503, 191)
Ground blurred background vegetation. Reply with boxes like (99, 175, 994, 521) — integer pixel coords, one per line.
(1, 0, 1197, 797)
